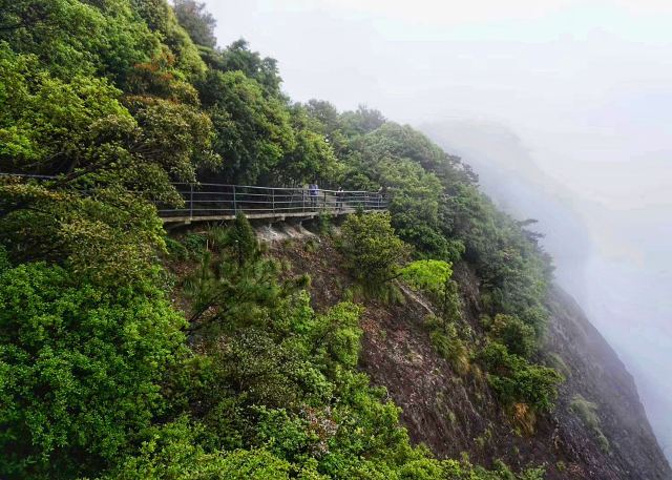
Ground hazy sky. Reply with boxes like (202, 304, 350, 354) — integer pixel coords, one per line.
(204, 0, 672, 456)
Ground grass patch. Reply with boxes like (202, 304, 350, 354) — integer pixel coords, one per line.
(570, 394, 610, 453)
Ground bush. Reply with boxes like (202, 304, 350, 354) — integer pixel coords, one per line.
(316, 211, 333, 235)
(182, 232, 208, 256)
(401, 259, 461, 323)
(480, 342, 563, 413)
(546, 353, 570, 377)
(401, 259, 452, 297)
(225, 212, 259, 267)
(429, 323, 470, 375)
(100, 417, 299, 480)
(489, 314, 537, 359)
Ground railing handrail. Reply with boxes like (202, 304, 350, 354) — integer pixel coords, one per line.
(1, 173, 383, 195)
(169, 182, 379, 195)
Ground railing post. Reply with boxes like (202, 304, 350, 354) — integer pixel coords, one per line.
(189, 184, 194, 221)
(232, 185, 237, 214)
(272, 189, 275, 214)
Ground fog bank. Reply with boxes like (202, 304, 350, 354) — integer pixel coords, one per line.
(422, 120, 672, 458)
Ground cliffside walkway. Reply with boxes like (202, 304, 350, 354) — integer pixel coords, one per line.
(0, 173, 388, 224)
(160, 182, 388, 224)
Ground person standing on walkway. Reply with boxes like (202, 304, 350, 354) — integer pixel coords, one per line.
(309, 182, 319, 209)
(336, 186, 344, 210)
(377, 185, 387, 209)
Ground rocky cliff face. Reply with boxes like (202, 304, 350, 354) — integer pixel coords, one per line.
(544, 288, 671, 479)
(267, 228, 671, 479)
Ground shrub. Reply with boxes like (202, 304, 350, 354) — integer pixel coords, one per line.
(316, 211, 332, 235)
(546, 353, 570, 377)
(401, 259, 461, 323)
(425, 317, 470, 375)
(100, 417, 299, 479)
(226, 212, 259, 267)
(480, 342, 563, 414)
(182, 232, 208, 256)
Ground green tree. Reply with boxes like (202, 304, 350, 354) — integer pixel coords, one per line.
(339, 211, 410, 285)
(0, 41, 218, 194)
(479, 342, 563, 413)
(0, 0, 160, 82)
(0, 180, 168, 284)
(339, 105, 386, 137)
(401, 260, 467, 373)
(304, 99, 350, 156)
(130, 0, 207, 79)
(172, 0, 217, 48)
(226, 212, 259, 267)
(101, 418, 299, 480)
(0, 46, 134, 173)
(442, 182, 552, 331)
(401, 260, 460, 323)
(271, 104, 340, 185)
(204, 39, 283, 96)
(180, 216, 308, 332)
(344, 125, 456, 260)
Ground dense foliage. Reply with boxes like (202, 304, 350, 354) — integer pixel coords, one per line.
(0, 0, 558, 478)
(0, 260, 186, 478)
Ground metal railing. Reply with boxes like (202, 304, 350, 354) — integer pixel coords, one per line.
(0, 173, 388, 221)
(159, 182, 388, 221)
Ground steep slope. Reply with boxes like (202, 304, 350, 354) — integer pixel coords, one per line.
(267, 226, 671, 479)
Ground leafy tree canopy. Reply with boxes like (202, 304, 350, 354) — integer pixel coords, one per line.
(197, 70, 294, 184)
(207, 39, 283, 96)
